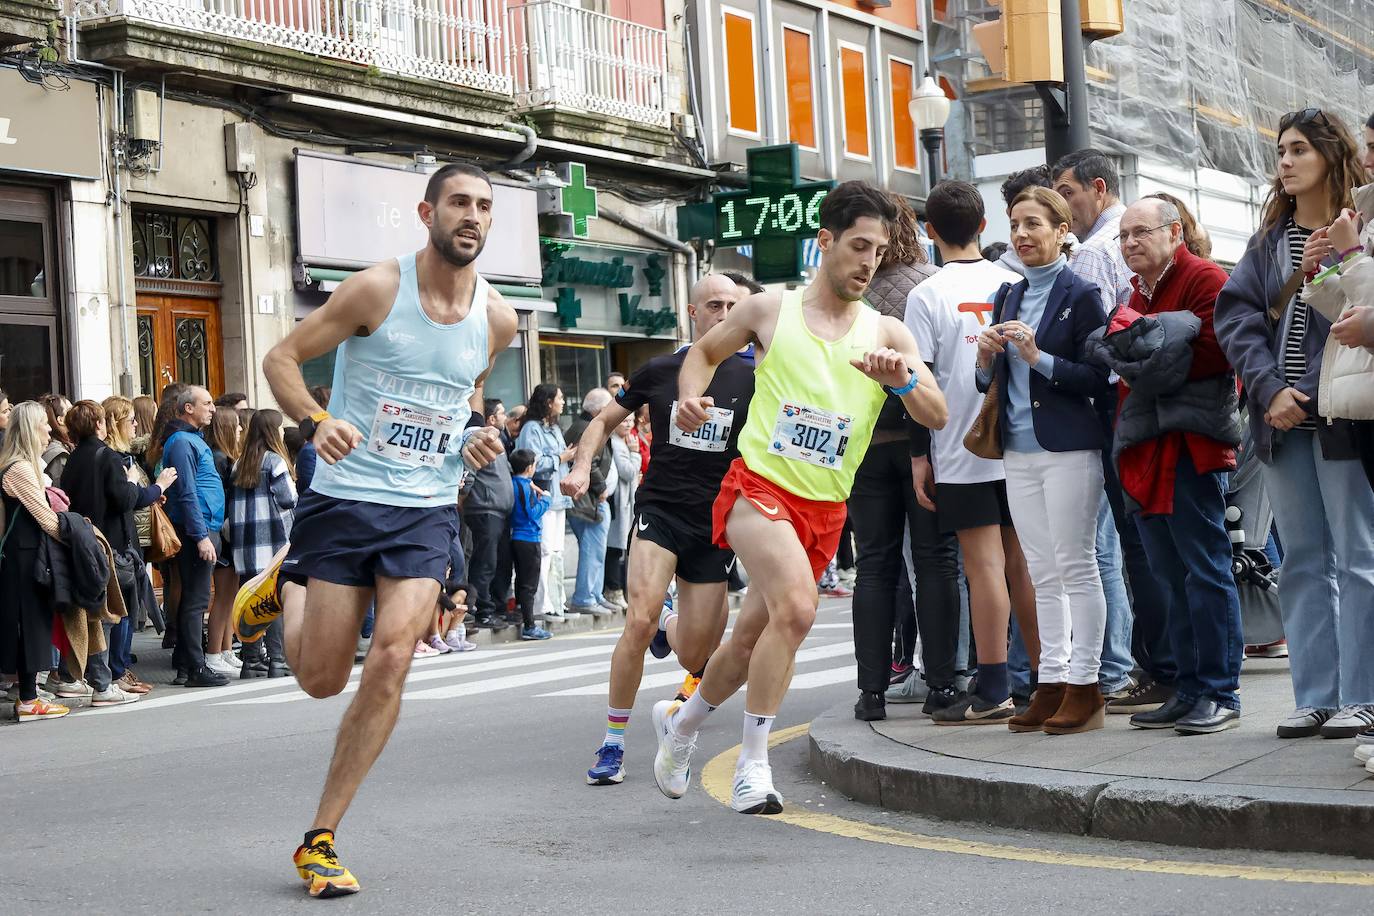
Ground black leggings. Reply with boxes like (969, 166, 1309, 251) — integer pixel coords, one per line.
(848, 440, 961, 692)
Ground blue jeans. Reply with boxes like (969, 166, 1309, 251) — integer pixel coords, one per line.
(1096, 493, 1135, 692)
(568, 504, 610, 607)
(1264, 429, 1374, 708)
(1135, 452, 1243, 709)
(1009, 614, 1031, 695)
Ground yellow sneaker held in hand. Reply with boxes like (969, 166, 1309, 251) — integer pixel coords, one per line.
(293, 831, 360, 898)
(233, 547, 286, 644)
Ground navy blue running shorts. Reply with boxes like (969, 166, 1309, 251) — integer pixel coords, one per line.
(280, 489, 459, 589)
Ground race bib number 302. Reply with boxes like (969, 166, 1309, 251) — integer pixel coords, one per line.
(770, 402, 851, 468)
(668, 401, 735, 453)
(368, 399, 462, 468)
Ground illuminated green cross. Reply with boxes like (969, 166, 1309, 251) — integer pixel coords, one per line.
(559, 163, 599, 238)
(713, 145, 834, 284)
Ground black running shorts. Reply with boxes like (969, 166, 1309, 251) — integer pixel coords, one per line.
(934, 479, 1013, 534)
(280, 490, 459, 589)
(633, 504, 736, 584)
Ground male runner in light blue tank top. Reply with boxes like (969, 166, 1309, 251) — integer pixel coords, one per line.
(231, 163, 517, 899)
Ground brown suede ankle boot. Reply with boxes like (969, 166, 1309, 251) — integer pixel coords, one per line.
(1008, 682, 1066, 733)
(1043, 683, 1106, 734)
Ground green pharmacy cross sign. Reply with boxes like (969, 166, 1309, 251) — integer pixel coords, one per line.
(558, 162, 599, 238)
(713, 144, 834, 284)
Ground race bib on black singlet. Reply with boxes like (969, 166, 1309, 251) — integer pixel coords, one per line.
(668, 400, 735, 453)
(769, 401, 851, 468)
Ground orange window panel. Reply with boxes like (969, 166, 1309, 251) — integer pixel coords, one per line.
(890, 59, 917, 170)
(840, 46, 870, 158)
(723, 11, 759, 134)
(783, 28, 816, 148)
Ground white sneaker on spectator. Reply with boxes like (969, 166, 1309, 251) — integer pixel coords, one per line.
(46, 677, 92, 698)
(205, 654, 238, 677)
(444, 627, 477, 652)
(91, 684, 141, 706)
(356, 635, 372, 662)
(427, 634, 453, 655)
(542, 607, 568, 621)
(604, 589, 628, 611)
(221, 650, 243, 669)
(1321, 705, 1374, 738)
(1354, 743, 1374, 765)
(589, 600, 616, 618)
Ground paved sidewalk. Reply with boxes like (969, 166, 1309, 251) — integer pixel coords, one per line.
(810, 658, 1374, 859)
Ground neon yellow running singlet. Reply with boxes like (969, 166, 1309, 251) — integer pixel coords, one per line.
(736, 287, 889, 503)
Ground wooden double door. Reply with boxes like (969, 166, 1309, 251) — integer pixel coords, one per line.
(136, 293, 224, 397)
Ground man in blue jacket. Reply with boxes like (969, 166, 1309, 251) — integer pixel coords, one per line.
(161, 385, 229, 688)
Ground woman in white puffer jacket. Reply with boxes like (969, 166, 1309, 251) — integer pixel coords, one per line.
(1304, 142, 1374, 486)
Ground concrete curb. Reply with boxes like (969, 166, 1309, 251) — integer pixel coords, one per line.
(808, 705, 1374, 858)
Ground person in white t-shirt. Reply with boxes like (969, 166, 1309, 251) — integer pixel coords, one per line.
(903, 180, 1039, 726)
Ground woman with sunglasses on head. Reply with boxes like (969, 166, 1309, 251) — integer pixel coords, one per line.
(1216, 108, 1374, 741)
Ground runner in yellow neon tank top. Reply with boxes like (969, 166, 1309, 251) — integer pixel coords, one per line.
(651, 182, 948, 815)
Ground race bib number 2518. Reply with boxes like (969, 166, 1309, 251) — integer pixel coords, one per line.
(367, 399, 462, 469)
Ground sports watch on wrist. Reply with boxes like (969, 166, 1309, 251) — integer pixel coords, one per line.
(298, 410, 331, 441)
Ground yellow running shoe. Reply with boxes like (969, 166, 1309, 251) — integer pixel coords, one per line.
(233, 546, 286, 644)
(293, 831, 360, 898)
(675, 672, 702, 703)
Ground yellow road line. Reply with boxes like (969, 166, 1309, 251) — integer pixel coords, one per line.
(698, 724, 1374, 886)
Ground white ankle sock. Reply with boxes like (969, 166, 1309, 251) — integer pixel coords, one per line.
(673, 690, 716, 736)
(658, 603, 677, 631)
(740, 711, 775, 764)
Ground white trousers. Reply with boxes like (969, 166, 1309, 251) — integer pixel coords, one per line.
(1003, 449, 1107, 685)
(535, 508, 566, 617)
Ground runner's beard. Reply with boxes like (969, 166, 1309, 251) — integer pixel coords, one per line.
(432, 226, 487, 268)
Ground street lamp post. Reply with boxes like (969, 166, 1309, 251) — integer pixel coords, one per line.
(908, 72, 952, 187)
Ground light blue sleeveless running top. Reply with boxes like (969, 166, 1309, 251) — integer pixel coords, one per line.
(311, 252, 489, 508)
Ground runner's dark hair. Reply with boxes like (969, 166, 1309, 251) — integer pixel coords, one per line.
(424, 163, 492, 203)
(720, 270, 765, 294)
(926, 180, 985, 248)
(819, 180, 898, 239)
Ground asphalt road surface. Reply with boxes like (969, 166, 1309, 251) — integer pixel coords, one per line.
(4, 598, 1369, 914)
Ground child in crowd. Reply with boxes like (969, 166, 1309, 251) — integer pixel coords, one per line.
(510, 448, 553, 641)
(416, 525, 478, 656)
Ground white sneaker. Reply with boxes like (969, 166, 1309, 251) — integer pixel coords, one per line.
(886, 674, 929, 704)
(731, 758, 784, 815)
(1355, 743, 1374, 765)
(355, 635, 372, 661)
(652, 699, 697, 800)
(205, 654, 238, 677)
(221, 650, 243, 669)
(604, 590, 628, 611)
(91, 684, 141, 707)
(46, 677, 92, 698)
(444, 628, 477, 652)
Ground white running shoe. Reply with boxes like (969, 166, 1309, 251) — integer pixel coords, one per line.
(1356, 743, 1374, 765)
(205, 654, 238, 677)
(91, 684, 141, 707)
(731, 759, 784, 815)
(222, 650, 243, 669)
(652, 699, 696, 799)
(444, 627, 477, 652)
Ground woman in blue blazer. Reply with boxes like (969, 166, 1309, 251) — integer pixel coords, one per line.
(975, 186, 1110, 734)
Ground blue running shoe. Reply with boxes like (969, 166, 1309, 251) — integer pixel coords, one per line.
(650, 596, 674, 659)
(587, 743, 625, 785)
(521, 625, 553, 641)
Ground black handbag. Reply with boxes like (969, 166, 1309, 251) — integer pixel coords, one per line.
(113, 547, 140, 591)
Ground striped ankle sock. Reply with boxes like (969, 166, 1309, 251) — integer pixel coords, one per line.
(605, 707, 631, 748)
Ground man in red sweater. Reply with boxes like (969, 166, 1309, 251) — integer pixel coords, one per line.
(1115, 197, 1245, 735)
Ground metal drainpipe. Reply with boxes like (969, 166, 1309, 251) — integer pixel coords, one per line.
(494, 121, 539, 169)
(66, 15, 136, 395)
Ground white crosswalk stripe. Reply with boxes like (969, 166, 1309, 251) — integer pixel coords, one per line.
(75, 630, 859, 715)
(537, 639, 857, 697)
